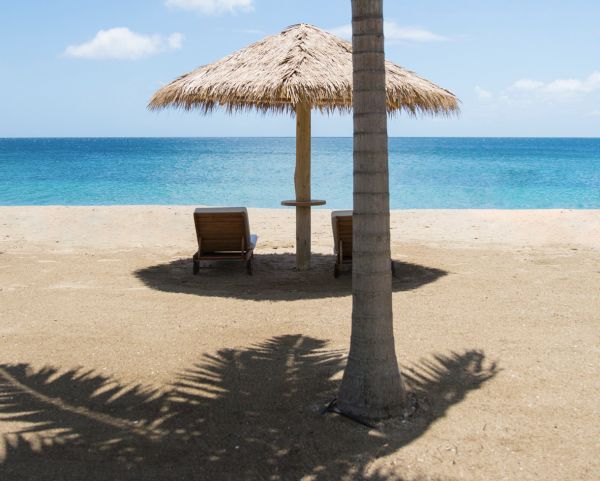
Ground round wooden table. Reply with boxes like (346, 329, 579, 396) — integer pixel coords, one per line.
(281, 199, 326, 207)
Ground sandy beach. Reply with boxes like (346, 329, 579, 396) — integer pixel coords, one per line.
(1, 206, 599, 481)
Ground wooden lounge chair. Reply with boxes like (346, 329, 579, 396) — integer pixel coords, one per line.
(192, 207, 257, 275)
(331, 210, 397, 278)
(332, 210, 353, 278)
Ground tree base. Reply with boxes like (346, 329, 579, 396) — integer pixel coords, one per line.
(324, 393, 419, 427)
(322, 398, 378, 428)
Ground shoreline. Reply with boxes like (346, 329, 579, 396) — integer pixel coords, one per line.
(2, 206, 599, 252)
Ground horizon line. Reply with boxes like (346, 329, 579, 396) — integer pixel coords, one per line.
(2, 135, 600, 140)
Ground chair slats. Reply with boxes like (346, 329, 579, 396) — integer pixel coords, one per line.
(194, 213, 246, 254)
(192, 209, 256, 275)
(337, 217, 353, 260)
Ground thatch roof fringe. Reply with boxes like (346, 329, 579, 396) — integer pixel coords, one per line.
(148, 23, 459, 115)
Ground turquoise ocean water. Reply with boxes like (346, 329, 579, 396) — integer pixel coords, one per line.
(0, 137, 598, 208)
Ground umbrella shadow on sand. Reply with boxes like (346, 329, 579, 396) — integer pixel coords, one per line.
(134, 253, 448, 301)
(0, 335, 497, 481)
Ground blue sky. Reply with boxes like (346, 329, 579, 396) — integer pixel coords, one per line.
(1, 0, 599, 137)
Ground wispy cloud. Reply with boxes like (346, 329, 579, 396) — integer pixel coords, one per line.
(511, 79, 544, 91)
(476, 71, 600, 107)
(165, 0, 253, 15)
(511, 72, 600, 95)
(475, 86, 493, 99)
(329, 21, 448, 42)
(63, 28, 182, 60)
(385, 22, 448, 42)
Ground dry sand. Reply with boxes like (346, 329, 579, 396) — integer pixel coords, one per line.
(0, 206, 599, 481)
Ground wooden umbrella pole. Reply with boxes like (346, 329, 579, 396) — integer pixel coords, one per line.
(295, 101, 311, 270)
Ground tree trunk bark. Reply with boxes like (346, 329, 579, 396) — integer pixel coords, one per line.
(337, 0, 406, 420)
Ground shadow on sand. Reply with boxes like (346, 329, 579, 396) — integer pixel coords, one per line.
(134, 253, 448, 300)
(0, 335, 497, 481)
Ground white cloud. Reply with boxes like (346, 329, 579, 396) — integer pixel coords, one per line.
(167, 32, 183, 50)
(327, 25, 352, 38)
(511, 79, 544, 91)
(165, 0, 253, 15)
(64, 28, 182, 60)
(511, 72, 600, 95)
(385, 22, 448, 42)
(475, 86, 493, 99)
(329, 21, 447, 42)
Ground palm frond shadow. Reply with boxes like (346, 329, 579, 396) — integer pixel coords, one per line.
(134, 253, 447, 300)
(0, 335, 497, 481)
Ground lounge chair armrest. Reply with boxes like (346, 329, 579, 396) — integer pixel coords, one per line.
(248, 234, 258, 250)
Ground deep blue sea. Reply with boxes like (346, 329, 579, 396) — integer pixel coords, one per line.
(0, 137, 598, 208)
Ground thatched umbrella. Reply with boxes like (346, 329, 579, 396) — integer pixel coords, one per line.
(149, 23, 458, 270)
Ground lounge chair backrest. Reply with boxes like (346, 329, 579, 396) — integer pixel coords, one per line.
(332, 210, 353, 259)
(194, 207, 251, 254)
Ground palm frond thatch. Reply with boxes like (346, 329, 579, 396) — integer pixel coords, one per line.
(148, 23, 459, 115)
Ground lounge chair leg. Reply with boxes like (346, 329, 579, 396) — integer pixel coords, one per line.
(334, 264, 340, 278)
(246, 259, 253, 276)
(193, 259, 200, 275)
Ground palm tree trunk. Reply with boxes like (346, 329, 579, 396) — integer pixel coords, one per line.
(337, 0, 406, 420)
